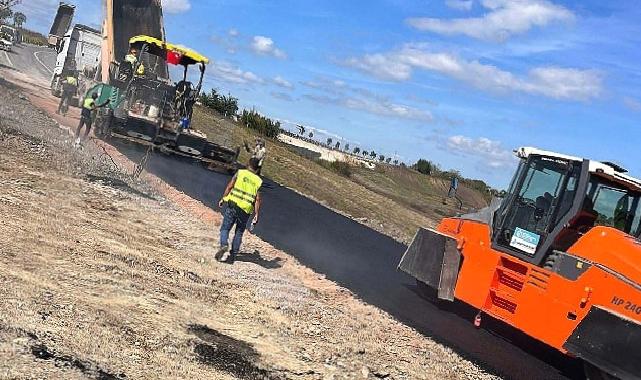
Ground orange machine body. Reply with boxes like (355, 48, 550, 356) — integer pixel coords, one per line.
(438, 217, 641, 353)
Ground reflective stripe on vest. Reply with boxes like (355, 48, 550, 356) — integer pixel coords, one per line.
(223, 169, 262, 214)
(83, 97, 95, 110)
(136, 63, 145, 75)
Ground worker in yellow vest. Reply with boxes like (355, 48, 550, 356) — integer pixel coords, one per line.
(124, 48, 145, 77)
(56, 74, 78, 116)
(74, 92, 110, 146)
(215, 158, 263, 264)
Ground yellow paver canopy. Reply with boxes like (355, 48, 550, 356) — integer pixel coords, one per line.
(129, 35, 209, 66)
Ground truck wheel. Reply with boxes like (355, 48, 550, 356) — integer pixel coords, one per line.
(584, 363, 618, 380)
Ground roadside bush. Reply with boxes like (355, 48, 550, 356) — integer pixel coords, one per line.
(317, 159, 352, 177)
(199, 89, 238, 117)
(239, 109, 282, 138)
(414, 159, 435, 175)
(19, 29, 47, 46)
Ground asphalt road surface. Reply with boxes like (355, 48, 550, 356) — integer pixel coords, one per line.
(0, 43, 56, 83)
(11, 44, 583, 380)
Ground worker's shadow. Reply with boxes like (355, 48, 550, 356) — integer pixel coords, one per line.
(234, 250, 284, 269)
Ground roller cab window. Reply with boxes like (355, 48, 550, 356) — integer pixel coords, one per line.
(493, 155, 580, 259)
(586, 177, 641, 238)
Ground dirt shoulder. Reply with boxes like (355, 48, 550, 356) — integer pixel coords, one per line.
(0, 75, 497, 380)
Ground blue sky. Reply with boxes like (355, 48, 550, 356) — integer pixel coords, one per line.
(16, 0, 641, 188)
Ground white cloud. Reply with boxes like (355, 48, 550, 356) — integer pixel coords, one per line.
(207, 60, 264, 85)
(301, 76, 434, 122)
(273, 76, 294, 89)
(302, 77, 388, 101)
(522, 67, 603, 100)
(271, 92, 294, 101)
(304, 94, 433, 123)
(345, 45, 602, 101)
(251, 36, 287, 59)
(446, 0, 474, 11)
(311, 128, 346, 141)
(623, 97, 641, 112)
(163, 0, 192, 14)
(346, 98, 434, 122)
(344, 53, 414, 82)
(407, 0, 574, 42)
(447, 135, 516, 168)
(212, 29, 240, 54)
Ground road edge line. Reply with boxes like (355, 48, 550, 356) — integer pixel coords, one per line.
(33, 51, 53, 74)
(2, 50, 12, 68)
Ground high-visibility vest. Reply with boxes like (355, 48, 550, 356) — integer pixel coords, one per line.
(83, 97, 95, 110)
(136, 63, 145, 76)
(223, 169, 262, 214)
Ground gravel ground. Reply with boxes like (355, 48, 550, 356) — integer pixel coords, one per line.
(0, 77, 499, 380)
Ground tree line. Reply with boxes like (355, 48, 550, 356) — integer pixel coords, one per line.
(199, 88, 400, 163)
(199, 89, 281, 138)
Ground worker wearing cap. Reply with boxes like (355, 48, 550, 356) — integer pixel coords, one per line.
(215, 158, 263, 264)
(124, 48, 145, 77)
(74, 92, 110, 146)
(56, 73, 78, 116)
(244, 138, 266, 175)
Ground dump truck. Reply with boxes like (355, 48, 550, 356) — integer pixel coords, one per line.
(399, 147, 641, 379)
(91, 0, 239, 171)
(48, 2, 75, 49)
(50, 24, 101, 102)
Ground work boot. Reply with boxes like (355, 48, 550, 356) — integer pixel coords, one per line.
(225, 251, 238, 265)
(214, 244, 228, 261)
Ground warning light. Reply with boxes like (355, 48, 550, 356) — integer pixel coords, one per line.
(167, 50, 183, 65)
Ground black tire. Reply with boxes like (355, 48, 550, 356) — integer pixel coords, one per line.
(584, 363, 619, 380)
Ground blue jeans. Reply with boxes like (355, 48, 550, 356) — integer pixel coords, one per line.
(219, 202, 250, 261)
